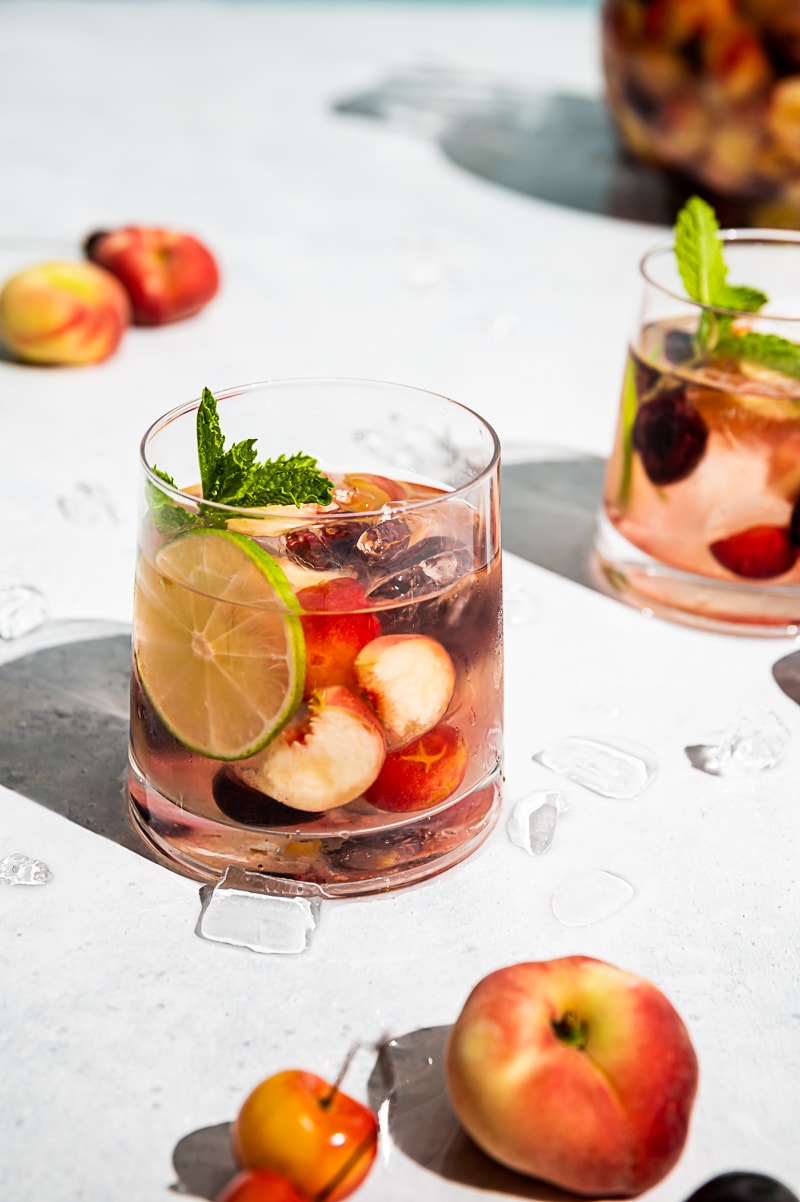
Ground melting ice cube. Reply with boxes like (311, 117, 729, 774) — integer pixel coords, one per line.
(196, 867, 323, 954)
(0, 584, 47, 640)
(507, 791, 562, 855)
(551, 869, 634, 927)
(686, 708, 790, 777)
(534, 736, 657, 799)
(57, 482, 119, 525)
(0, 853, 52, 886)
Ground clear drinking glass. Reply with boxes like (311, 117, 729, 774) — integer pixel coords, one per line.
(594, 230, 800, 635)
(128, 379, 503, 894)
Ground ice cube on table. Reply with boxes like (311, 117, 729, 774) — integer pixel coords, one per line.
(0, 852, 52, 886)
(507, 790, 562, 855)
(534, 736, 657, 799)
(196, 867, 323, 954)
(0, 584, 47, 640)
(551, 869, 634, 927)
(686, 708, 790, 777)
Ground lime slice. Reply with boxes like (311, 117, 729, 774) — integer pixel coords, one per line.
(134, 528, 305, 760)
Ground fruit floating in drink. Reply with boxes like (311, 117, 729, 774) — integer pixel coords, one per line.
(128, 380, 503, 892)
(596, 196, 800, 633)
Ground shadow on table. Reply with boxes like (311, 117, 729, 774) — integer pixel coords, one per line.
(170, 1027, 572, 1199)
(367, 1024, 573, 1198)
(501, 451, 606, 592)
(0, 619, 156, 863)
(335, 67, 685, 226)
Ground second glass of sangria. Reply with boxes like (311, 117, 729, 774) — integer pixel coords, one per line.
(595, 199, 800, 634)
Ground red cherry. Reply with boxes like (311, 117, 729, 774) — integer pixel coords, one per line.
(710, 525, 797, 579)
(365, 722, 468, 812)
(297, 578, 381, 697)
(215, 1168, 311, 1202)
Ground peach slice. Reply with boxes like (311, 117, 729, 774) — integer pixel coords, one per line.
(354, 634, 455, 751)
(234, 685, 385, 812)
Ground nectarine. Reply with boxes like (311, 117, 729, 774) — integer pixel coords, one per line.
(445, 956, 699, 1197)
(0, 260, 130, 365)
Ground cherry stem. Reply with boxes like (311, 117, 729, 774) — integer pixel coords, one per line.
(318, 1042, 363, 1110)
(552, 1010, 589, 1050)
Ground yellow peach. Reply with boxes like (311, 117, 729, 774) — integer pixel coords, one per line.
(0, 260, 131, 366)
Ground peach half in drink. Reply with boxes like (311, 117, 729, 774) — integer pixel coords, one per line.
(128, 380, 503, 893)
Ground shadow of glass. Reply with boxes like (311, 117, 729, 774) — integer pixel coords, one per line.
(0, 619, 155, 862)
(171, 1121, 237, 1199)
(772, 650, 800, 706)
(501, 452, 606, 590)
(367, 1025, 574, 1198)
(335, 69, 682, 225)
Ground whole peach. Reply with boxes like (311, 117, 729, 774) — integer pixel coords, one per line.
(445, 956, 699, 1197)
(0, 260, 130, 365)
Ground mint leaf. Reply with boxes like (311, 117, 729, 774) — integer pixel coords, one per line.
(197, 386, 224, 498)
(147, 388, 334, 530)
(716, 332, 800, 381)
(675, 196, 728, 308)
(146, 467, 203, 535)
(674, 196, 770, 353)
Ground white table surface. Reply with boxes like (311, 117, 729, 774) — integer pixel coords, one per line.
(1, 4, 799, 1201)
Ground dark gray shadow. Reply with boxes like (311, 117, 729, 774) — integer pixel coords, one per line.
(501, 453, 605, 590)
(335, 68, 684, 225)
(367, 1025, 573, 1199)
(0, 619, 155, 861)
(171, 1121, 237, 1199)
(772, 650, 800, 706)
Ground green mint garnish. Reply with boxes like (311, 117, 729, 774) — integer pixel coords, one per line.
(673, 197, 800, 382)
(148, 387, 334, 533)
(715, 332, 800, 380)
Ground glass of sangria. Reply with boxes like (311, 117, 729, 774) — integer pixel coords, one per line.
(128, 378, 503, 894)
(594, 199, 800, 634)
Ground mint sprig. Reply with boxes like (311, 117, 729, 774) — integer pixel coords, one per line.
(715, 332, 800, 380)
(148, 387, 334, 533)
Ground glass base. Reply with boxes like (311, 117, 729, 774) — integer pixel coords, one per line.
(127, 753, 503, 897)
(592, 513, 800, 637)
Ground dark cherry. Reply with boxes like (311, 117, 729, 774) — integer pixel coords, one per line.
(664, 328, 695, 365)
(284, 520, 367, 571)
(213, 767, 320, 827)
(632, 388, 709, 485)
(684, 1173, 799, 1202)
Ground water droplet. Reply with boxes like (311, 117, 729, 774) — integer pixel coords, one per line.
(551, 869, 634, 926)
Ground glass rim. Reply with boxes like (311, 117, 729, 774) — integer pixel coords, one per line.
(640, 227, 800, 324)
(139, 376, 502, 520)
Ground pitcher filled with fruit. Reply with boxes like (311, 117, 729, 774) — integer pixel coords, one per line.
(594, 197, 800, 634)
(128, 378, 503, 892)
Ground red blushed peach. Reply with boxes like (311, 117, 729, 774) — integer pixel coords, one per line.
(365, 722, 467, 812)
(85, 225, 219, 325)
(445, 957, 699, 1197)
(0, 261, 130, 365)
(354, 634, 456, 751)
(215, 1169, 310, 1202)
(296, 578, 382, 698)
(233, 685, 385, 812)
